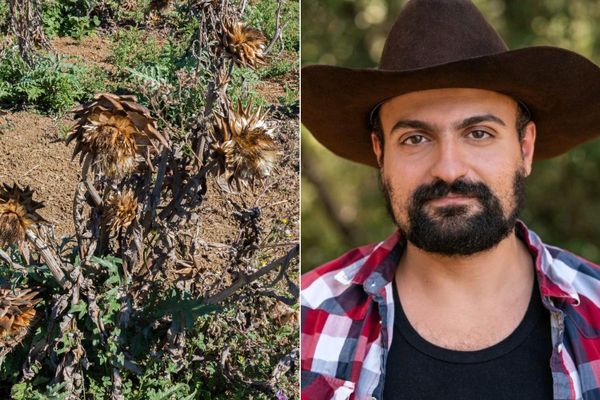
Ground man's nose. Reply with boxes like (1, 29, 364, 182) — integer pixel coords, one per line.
(429, 140, 469, 183)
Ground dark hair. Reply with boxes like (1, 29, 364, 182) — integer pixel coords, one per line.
(371, 101, 531, 151)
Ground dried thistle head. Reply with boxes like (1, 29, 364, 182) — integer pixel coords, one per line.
(0, 184, 46, 247)
(222, 19, 267, 68)
(105, 189, 138, 232)
(212, 101, 279, 190)
(0, 287, 41, 349)
(66, 93, 169, 179)
(146, 11, 162, 27)
(122, 0, 138, 11)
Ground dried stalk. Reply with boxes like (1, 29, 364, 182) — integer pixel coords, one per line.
(264, 0, 284, 55)
(25, 230, 67, 288)
(0, 248, 26, 271)
(205, 245, 298, 305)
(8, 0, 50, 65)
(142, 147, 170, 232)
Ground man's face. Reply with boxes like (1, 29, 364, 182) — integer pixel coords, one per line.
(371, 88, 536, 256)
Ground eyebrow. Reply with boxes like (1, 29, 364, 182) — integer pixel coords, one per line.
(455, 114, 506, 129)
(390, 120, 435, 134)
(389, 114, 506, 134)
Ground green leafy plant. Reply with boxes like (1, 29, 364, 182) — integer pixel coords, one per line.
(246, 0, 299, 52)
(0, 0, 9, 33)
(0, 48, 107, 114)
(42, 0, 100, 40)
(260, 58, 296, 79)
(109, 28, 175, 73)
(230, 66, 268, 108)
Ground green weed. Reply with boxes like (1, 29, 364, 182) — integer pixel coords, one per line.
(246, 0, 299, 52)
(0, 48, 107, 114)
(230, 66, 269, 108)
(259, 57, 296, 79)
(43, 0, 101, 40)
(109, 28, 176, 73)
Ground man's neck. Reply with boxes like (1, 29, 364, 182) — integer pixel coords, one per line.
(394, 229, 535, 350)
(396, 229, 534, 299)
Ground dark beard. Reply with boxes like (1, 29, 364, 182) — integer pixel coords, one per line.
(381, 172, 526, 256)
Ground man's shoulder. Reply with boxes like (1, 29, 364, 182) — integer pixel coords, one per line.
(302, 242, 380, 286)
(536, 238, 600, 329)
(520, 222, 600, 288)
(541, 243, 600, 311)
(300, 239, 395, 390)
(299, 230, 405, 316)
(543, 242, 600, 281)
(301, 241, 381, 310)
(541, 243, 600, 362)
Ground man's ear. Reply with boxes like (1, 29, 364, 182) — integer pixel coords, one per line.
(371, 133, 383, 168)
(521, 121, 536, 176)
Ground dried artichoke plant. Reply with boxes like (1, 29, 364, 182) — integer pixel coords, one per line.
(221, 18, 267, 68)
(0, 287, 41, 352)
(105, 189, 138, 233)
(0, 183, 46, 247)
(0, 0, 296, 395)
(212, 101, 279, 190)
(66, 93, 169, 179)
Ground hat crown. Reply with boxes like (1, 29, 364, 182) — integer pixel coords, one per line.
(380, 0, 508, 70)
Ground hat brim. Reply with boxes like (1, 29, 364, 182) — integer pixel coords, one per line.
(301, 46, 600, 167)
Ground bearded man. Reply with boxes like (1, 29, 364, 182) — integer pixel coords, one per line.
(300, 1, 600, 399)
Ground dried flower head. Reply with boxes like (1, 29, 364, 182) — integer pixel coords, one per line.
(105, 189, 138, 232)
(66, 93, 169, 179)
(0, 183, 46, 247)
(212, 101, 279, 190)
(0, 287, 41, 349)
(222, 19, 267, 68)
(122, 0, 138, 11)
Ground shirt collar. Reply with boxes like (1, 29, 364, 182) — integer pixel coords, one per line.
(515, 221, 580, 306)
(342, 220, 580, 305)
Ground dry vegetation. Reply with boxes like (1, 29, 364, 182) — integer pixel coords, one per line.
(0, 0, 299, 399)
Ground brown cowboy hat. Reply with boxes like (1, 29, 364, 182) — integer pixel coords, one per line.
(301, 0, 600, 167)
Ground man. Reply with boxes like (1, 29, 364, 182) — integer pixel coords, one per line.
(301, 1, 600, 399)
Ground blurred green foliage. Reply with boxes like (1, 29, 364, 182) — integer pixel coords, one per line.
(302, 0, 600, 271)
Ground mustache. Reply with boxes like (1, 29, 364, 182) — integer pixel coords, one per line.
(412, 179, 493, 205)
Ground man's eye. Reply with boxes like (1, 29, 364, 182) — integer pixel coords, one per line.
(401, 135, 428, 145)
(468, 130, 492, 139)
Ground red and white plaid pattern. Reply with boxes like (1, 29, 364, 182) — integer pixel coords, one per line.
(301, 221, 600, 400)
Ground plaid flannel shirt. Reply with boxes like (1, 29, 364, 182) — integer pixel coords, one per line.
(301, 221, 600, 400)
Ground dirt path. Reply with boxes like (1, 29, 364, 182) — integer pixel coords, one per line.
(51, 35, 115, 72)
(0, 112, 79, 238)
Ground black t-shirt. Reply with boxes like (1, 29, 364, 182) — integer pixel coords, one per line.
(383, 278, 553, 399)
